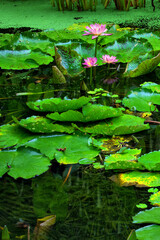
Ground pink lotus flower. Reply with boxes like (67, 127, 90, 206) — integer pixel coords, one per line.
(100, 55, 118, 64)
(82, 57, 98, 68)
(83, 23, 112, 40)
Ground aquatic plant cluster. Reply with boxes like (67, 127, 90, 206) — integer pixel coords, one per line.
(0, 22, 160, 239)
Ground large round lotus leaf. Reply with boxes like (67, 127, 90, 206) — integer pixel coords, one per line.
(102, 38, 152, 63)
(133, 207, 160, 224)
(0, 49, 53, 70)
(136, 224, 160, 240)
(123, 52, 160, 78)
(140, 82, 160, 93)
(149, 192, 160, 206)
(27, 96, 90, 112)
(47, 104, 123, 122)
(25, 134, 99, 164)
(138, 151, 160, 171)
(0, 148, 51, 179)
(109, 171, 160, 187)
(74, 114, 150, 135)
(0, 124, 34, 149)
(104, 148, 143, 170)
(16, 116, 74, 134)
(0, 33, 14, 47)
(122, 88, 160, 112)
(13, 32, 55, 56)
(98, 31, 128, 47)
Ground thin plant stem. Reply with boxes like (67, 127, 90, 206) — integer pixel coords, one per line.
(90, 67, 93, 85)
(95, 37, 98, 58)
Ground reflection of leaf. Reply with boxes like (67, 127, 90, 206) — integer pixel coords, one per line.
(74, 114, 150, 135)
(27, 96, 90, 112)
(47, 104, 123, 122)
(122, 88, 160, 112)
(0, 147, 51, 179)
(109, 171, 160, 187)
(25, 134, 99, 164)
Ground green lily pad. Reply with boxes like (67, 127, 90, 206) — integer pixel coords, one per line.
(25, 134, 99, 164)
(47, 104, 123, 122)
(104, 148, 143, 170)
(15, 116, 74, 134)
(0, 147, 51, 179)
(149, 191, 160, 206)
(138, 150, 160, 171)
(124, 52, 160, 78)
(140, 82, 160, 93)
(133, 207, 160, 224)
(136, 224, 160, 240)
(73, 114, 150, 135)
(0, 49, 53, 70)
(0, 124, 34, 149)
(27, 96, 90, 112)
(122, 88, 160, 112)
(109, 171, 160, 187)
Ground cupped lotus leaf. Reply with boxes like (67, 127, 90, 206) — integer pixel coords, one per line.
(0, 124, 34, 149)
(140, 82, 160, 93)
(0, 147, 51, 179)
(74, 114, 150, 135)
(149, 191, 160, 206)
(13, 32, 55, 56)
(54, 46, 84, 77)
(138, 151, 160, 171)
(52, 65, 66, 84)
(16, 116, 74, 134)
(102, 38, 152, 63)
(136, 224, 160, 240)
(104, 148, 143, 170)
(27, 96, 90, 112)
(133, 207, 160, 224)
(109, 171, 160, 187)
(123, 52, 160, 78)
(25, 134, 99, 164)
(122, 88, 160, 112)
(0, 49, 53, 70)
(47, 104, 123, 122)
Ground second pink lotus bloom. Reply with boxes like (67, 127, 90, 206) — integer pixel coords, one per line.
(100, 55, 118, 64)
(83, 23, 112, 40)
(82, 57, 98, 68)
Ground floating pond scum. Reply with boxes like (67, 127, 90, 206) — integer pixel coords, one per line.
(0, 23, 160, 239)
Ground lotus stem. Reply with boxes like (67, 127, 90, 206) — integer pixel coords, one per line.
(90, 67, 93, 85)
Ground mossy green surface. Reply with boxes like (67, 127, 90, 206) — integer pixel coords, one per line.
(0, 0, 160, 30)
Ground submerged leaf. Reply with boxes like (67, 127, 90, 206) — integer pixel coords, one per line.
(109, 171, 160, 187)
(27, 96, 90, 112)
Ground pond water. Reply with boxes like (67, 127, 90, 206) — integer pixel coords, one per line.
(0, 25, 160, 239)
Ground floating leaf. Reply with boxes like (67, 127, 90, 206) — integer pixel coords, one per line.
(149, 191, 160, 206)
(124, 52, 160, 78)
(27, 96, 90, 112)
(136, 203, 148, 209)
(0, 147, 51, 179)
(133, 207, 160, 224)
(122, 88, 160, 112)
(136, 224, 160, 240)
(47, 104, 123, 122)
(140, 82, 160, 93)
(138, 150, 160, 171)
(25, 134, 99, 164)
(15, 116, 74, 134)
(104, 148, 143, 170)
(109, 171, 160, 187)
(148, 188, 159, 193)
(73, 114, 150, 135)
(0, 49, 53, 70)
(0, 124, 34, 149)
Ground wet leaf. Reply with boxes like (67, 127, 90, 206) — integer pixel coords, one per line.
(136, 224, 160, 240)
(109, 171, 160, 187)
(149, 191, 160, 206)
(47, 103, 123, 122)
(25, 134, 99, 164)
(138, 151, 160, 171)
(133, 207, 160, 224)
(27, 96, 90, 112)
(122, 88, 160, 112)
(73, 114, 150, 135)
(0, 147, 51, 179)
(15, 116, 74, 134)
